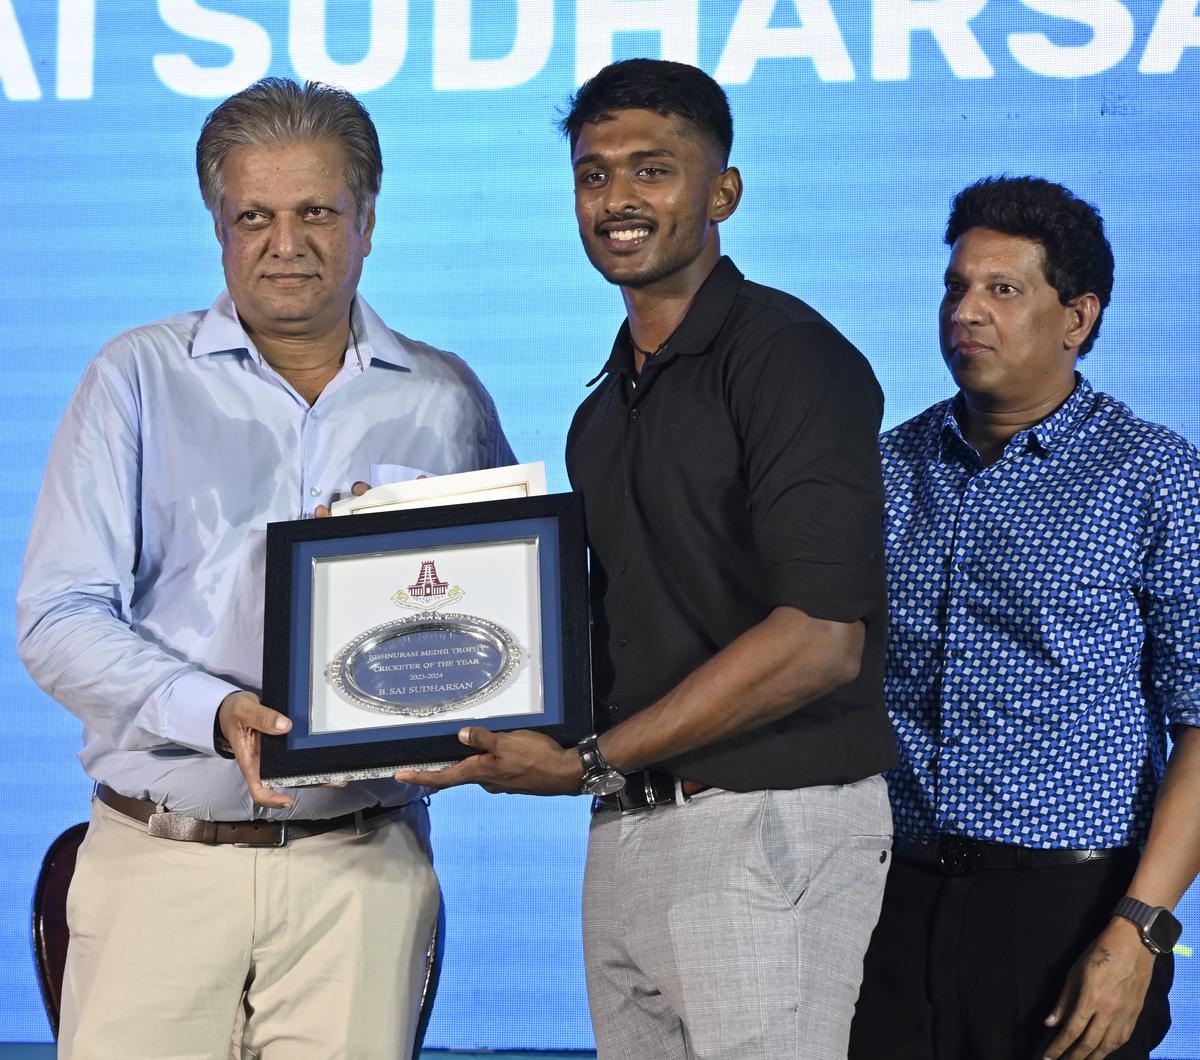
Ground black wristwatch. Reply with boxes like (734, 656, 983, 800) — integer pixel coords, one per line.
(213, 711, 235, 760)
(577, 735, 625, 796)
(1113, 896, 1182, 955)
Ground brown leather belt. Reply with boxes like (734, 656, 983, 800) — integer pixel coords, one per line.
(95, 783, 399, 847)
(598, 769, 710, 813)
(894, 836, 1138, 877)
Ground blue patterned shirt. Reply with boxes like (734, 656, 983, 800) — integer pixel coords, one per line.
(881, 376, 1200, 848)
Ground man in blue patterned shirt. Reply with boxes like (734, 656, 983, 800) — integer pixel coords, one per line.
(849, 176, 1200, 1060)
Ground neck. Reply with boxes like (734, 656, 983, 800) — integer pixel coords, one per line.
(958, 376, 1077, 465)
(622, 248, 720, 373)
(251, 318, 353, 406)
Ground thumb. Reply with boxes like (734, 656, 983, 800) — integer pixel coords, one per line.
(250, 704, 291, 735)
(459, 727, 497, 753)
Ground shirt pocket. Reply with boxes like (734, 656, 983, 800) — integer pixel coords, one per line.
(1016, 571, 1142, 677)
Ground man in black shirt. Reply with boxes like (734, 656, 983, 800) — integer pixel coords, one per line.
(400, 59, 895, 1058)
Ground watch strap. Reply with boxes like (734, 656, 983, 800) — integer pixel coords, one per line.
(1114, 896, 1182, 955)
(577, 735, 610, 775)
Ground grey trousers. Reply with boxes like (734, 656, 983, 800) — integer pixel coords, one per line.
(582, 777, 892, 1060)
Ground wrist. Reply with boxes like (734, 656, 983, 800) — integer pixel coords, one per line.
(1112, 895, 1182, 956)
(212, 708, 234, 759)
(562, 744, 585, 787)
(1105, 914, 1147, 947)
(577, 734, 625, 796)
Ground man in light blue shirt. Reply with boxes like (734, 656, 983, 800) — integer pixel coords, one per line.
(17, 77, 513, 1059)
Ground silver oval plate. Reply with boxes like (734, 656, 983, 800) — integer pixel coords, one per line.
(327, 613, 521, 718)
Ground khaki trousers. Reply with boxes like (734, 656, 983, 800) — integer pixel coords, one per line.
(59, 796, 440, 1060)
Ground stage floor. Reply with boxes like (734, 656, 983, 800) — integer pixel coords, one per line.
(0, 1050, 597, 1059)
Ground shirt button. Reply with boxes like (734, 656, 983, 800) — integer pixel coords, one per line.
(617, 635, 628, 647)
(608, 702, 620, 714)
(630, 408, 640, 419)
(309, 487, 320, 497)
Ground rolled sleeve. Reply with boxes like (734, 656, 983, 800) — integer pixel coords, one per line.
(1143, 438, 1200, 728)
(732, 321, 885, 623)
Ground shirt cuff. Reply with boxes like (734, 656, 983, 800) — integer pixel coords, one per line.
(159, 669, 244, 755)
(766, 557, 881, 624)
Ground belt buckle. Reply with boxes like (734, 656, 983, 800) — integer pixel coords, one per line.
(615, 787, 649, 815)
(643, 772, 660, 811)
(235, 822, 288, 848)
(936, 835, 978, 876)
(607, 772, 653, 815)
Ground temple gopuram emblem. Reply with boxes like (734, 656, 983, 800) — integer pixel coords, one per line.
(391, 559, 465, 612)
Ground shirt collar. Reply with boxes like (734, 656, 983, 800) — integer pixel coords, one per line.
(190, 290, 416, 371)
(938, 373, 1095, 461)
(1027, 374, 1094, 450)
(588, 256, 745, 384)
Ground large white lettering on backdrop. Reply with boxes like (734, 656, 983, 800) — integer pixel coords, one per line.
(2, 0, 1199, 100)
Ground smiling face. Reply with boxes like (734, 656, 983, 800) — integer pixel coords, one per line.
(939, 226, 1096, 409)
(215, 138, 373, 352)
(571, 108, 739, 295)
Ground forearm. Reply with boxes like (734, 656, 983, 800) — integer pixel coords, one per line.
(17, 591, 239, 753)
(1039, 729, 1200, 1057)
(598, 605, 864, 773)
(1124, 724, 1200, 910)
(18, 356, 238, 754)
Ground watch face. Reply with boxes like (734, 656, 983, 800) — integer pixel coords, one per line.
(1147, 909, 1183, 954)
(585, 771, 626, 796)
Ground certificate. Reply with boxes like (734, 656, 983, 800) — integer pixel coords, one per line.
(259, 493, 592, 786)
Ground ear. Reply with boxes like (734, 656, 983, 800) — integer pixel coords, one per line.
(1064, 292, 1101, 352)
(361, 204, 375, 257)
(710, 166, 742, 223)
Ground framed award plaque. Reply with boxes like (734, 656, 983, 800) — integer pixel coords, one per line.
(259, 492, 592, 786)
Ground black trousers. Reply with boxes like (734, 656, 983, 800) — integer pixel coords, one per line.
(849, 850, 1173, 1060)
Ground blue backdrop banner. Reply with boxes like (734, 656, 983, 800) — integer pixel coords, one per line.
(2, 0, 1198, 1052)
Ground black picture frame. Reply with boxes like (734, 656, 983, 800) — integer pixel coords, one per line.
(259, 492, 592, 786)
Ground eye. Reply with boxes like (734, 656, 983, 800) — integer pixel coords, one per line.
(942, 280, 964, 297)
(994, 283, 1018, 296)
(303, 206, 331, 220)
(637, 165, 669, 179)
(238, 210, 269, 227)
(576, 170, 607, 188)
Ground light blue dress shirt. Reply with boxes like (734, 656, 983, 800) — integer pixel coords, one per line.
(17, 291, 515, 820)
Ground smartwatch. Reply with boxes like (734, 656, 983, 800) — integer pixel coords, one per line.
(1113, 896, 1182, 956)
(577, 735, 625, 796)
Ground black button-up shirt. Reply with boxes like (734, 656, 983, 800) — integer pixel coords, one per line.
(566, 257, 896, 790)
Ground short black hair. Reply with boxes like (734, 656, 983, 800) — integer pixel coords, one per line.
(945, 175, 1114, 357)
(559, 59, 733, 164)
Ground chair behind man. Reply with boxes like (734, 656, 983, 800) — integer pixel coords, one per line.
(31, 821, 87, 1037)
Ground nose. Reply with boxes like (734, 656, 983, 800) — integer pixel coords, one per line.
(268, 213, 306, 258)
(952, 286, 985, 326)
(602, 170, 641, 216)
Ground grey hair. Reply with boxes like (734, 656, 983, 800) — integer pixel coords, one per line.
(197, 77, 382, 231)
